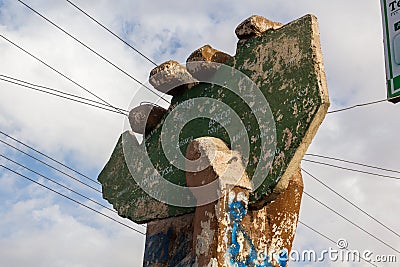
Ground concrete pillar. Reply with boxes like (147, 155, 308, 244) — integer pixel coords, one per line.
(99, 13, 329, 267)
(142, 137, 303, 267)
(185, 137, 303, 267)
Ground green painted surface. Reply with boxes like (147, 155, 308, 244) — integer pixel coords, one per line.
(98, 14, 329, 223)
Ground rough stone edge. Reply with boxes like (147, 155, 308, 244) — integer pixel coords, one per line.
(253, 14, 330, 208)
(235, 15, 283, 40)
(98, 14, 330, 222)
(186, 137, 253, 191)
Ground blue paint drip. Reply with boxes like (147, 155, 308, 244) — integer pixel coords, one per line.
(227, 201, 288, 267)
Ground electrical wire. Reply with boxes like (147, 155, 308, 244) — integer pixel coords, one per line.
(327, 95, 400, 114)
(5, 74, 400, 182)
(64, 0, 158, 67)
(0, 76, 127, 115)
(12, 0, 400, 114)
(0, 23, 400, 253)
(298, 220, 378, 267)
(1, 134, 395, 260)
(0, 74, 128, 112)
(8, 2, 397, 258)
(0, 34, 126, 116)
(0, 165, 146, 236)
(298, 220, 336, 243)
(0, 139, 102, 192)
(303, 191, 400, 255)
(302, 168, 400, 239)
(1, 154, 117, 214)
(302, 159, 400, 181)
(19, 0, 400, 113)
(0, 130, 100, 186)
(4, 74, 400, 249)
(16, 0, 169, 104)
(1, 156, 387, 262)
(305, 153, 400, 175)
(0, 159, 390, 264)
(0, 131, 148, 230)
(4, 77, 400, 246)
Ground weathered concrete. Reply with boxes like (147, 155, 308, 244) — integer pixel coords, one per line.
(250, 167, 303, 265)
(149, 60, 198, 96)
(98, 132, 192, 223)
(185, 137, 252, 197)
(185, 137, 251, 267)
(101, 13, 328, 267)
(98, 14, 329, 223)
(185, 137, 303, 267)
(235, 15, 283, 40)
(141, 136, 303, 267)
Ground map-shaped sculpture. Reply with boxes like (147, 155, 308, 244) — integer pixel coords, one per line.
(99, 14, 329, 223)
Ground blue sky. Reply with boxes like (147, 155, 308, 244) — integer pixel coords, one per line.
(0, 0, 399, 266)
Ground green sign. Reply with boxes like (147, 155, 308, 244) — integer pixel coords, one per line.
(98, 14, 329, 223)
(382, 0, 400, 102)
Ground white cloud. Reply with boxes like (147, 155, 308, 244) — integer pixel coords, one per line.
(0, 172, 145, 267)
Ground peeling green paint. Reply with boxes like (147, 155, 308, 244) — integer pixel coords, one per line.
(98, 14, 329, 223)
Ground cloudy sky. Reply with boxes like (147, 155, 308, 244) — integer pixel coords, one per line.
(0, 0, 399, 266)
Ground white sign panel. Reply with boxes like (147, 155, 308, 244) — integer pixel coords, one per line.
(382, 0, 400, 101)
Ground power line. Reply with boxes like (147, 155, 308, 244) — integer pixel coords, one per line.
(303, 191, 400, 255)
(5, 74, 400, 183)
(327, 95, 400, 114)
(298, 220, 378, 267)
(305, 153, 400, 175)
(0, 74, 128, 112)
(21, 0, 399, 114)
(0, 131, 148, 230)
(1, 154, 117, 214)
(0, 138, 102, 192)
(64, 0, 158, 67)
(302, 159, 400, 181)
(0, 130, 100, 186)
(302, 168, 400, 239)
(9, 1, 397, 257)
(1, 140, 394, 260)
(1, 159, 387, 263)
(5, 77, 400, 183)
(0, 33, 126, 116)
(0, 165, 146, 236)
(0, 160, 389, 263)
(298, 220, 337, 243)
(16, 0, 169, 104)
(302, 155, 400, 246)
(5, 70, 400, 244)
(0, 75, 127, 115)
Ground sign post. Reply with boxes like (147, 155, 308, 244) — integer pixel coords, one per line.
(382, 0, 400, 103)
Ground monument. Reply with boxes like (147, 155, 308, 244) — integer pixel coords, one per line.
(99, 14, 329, 266)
